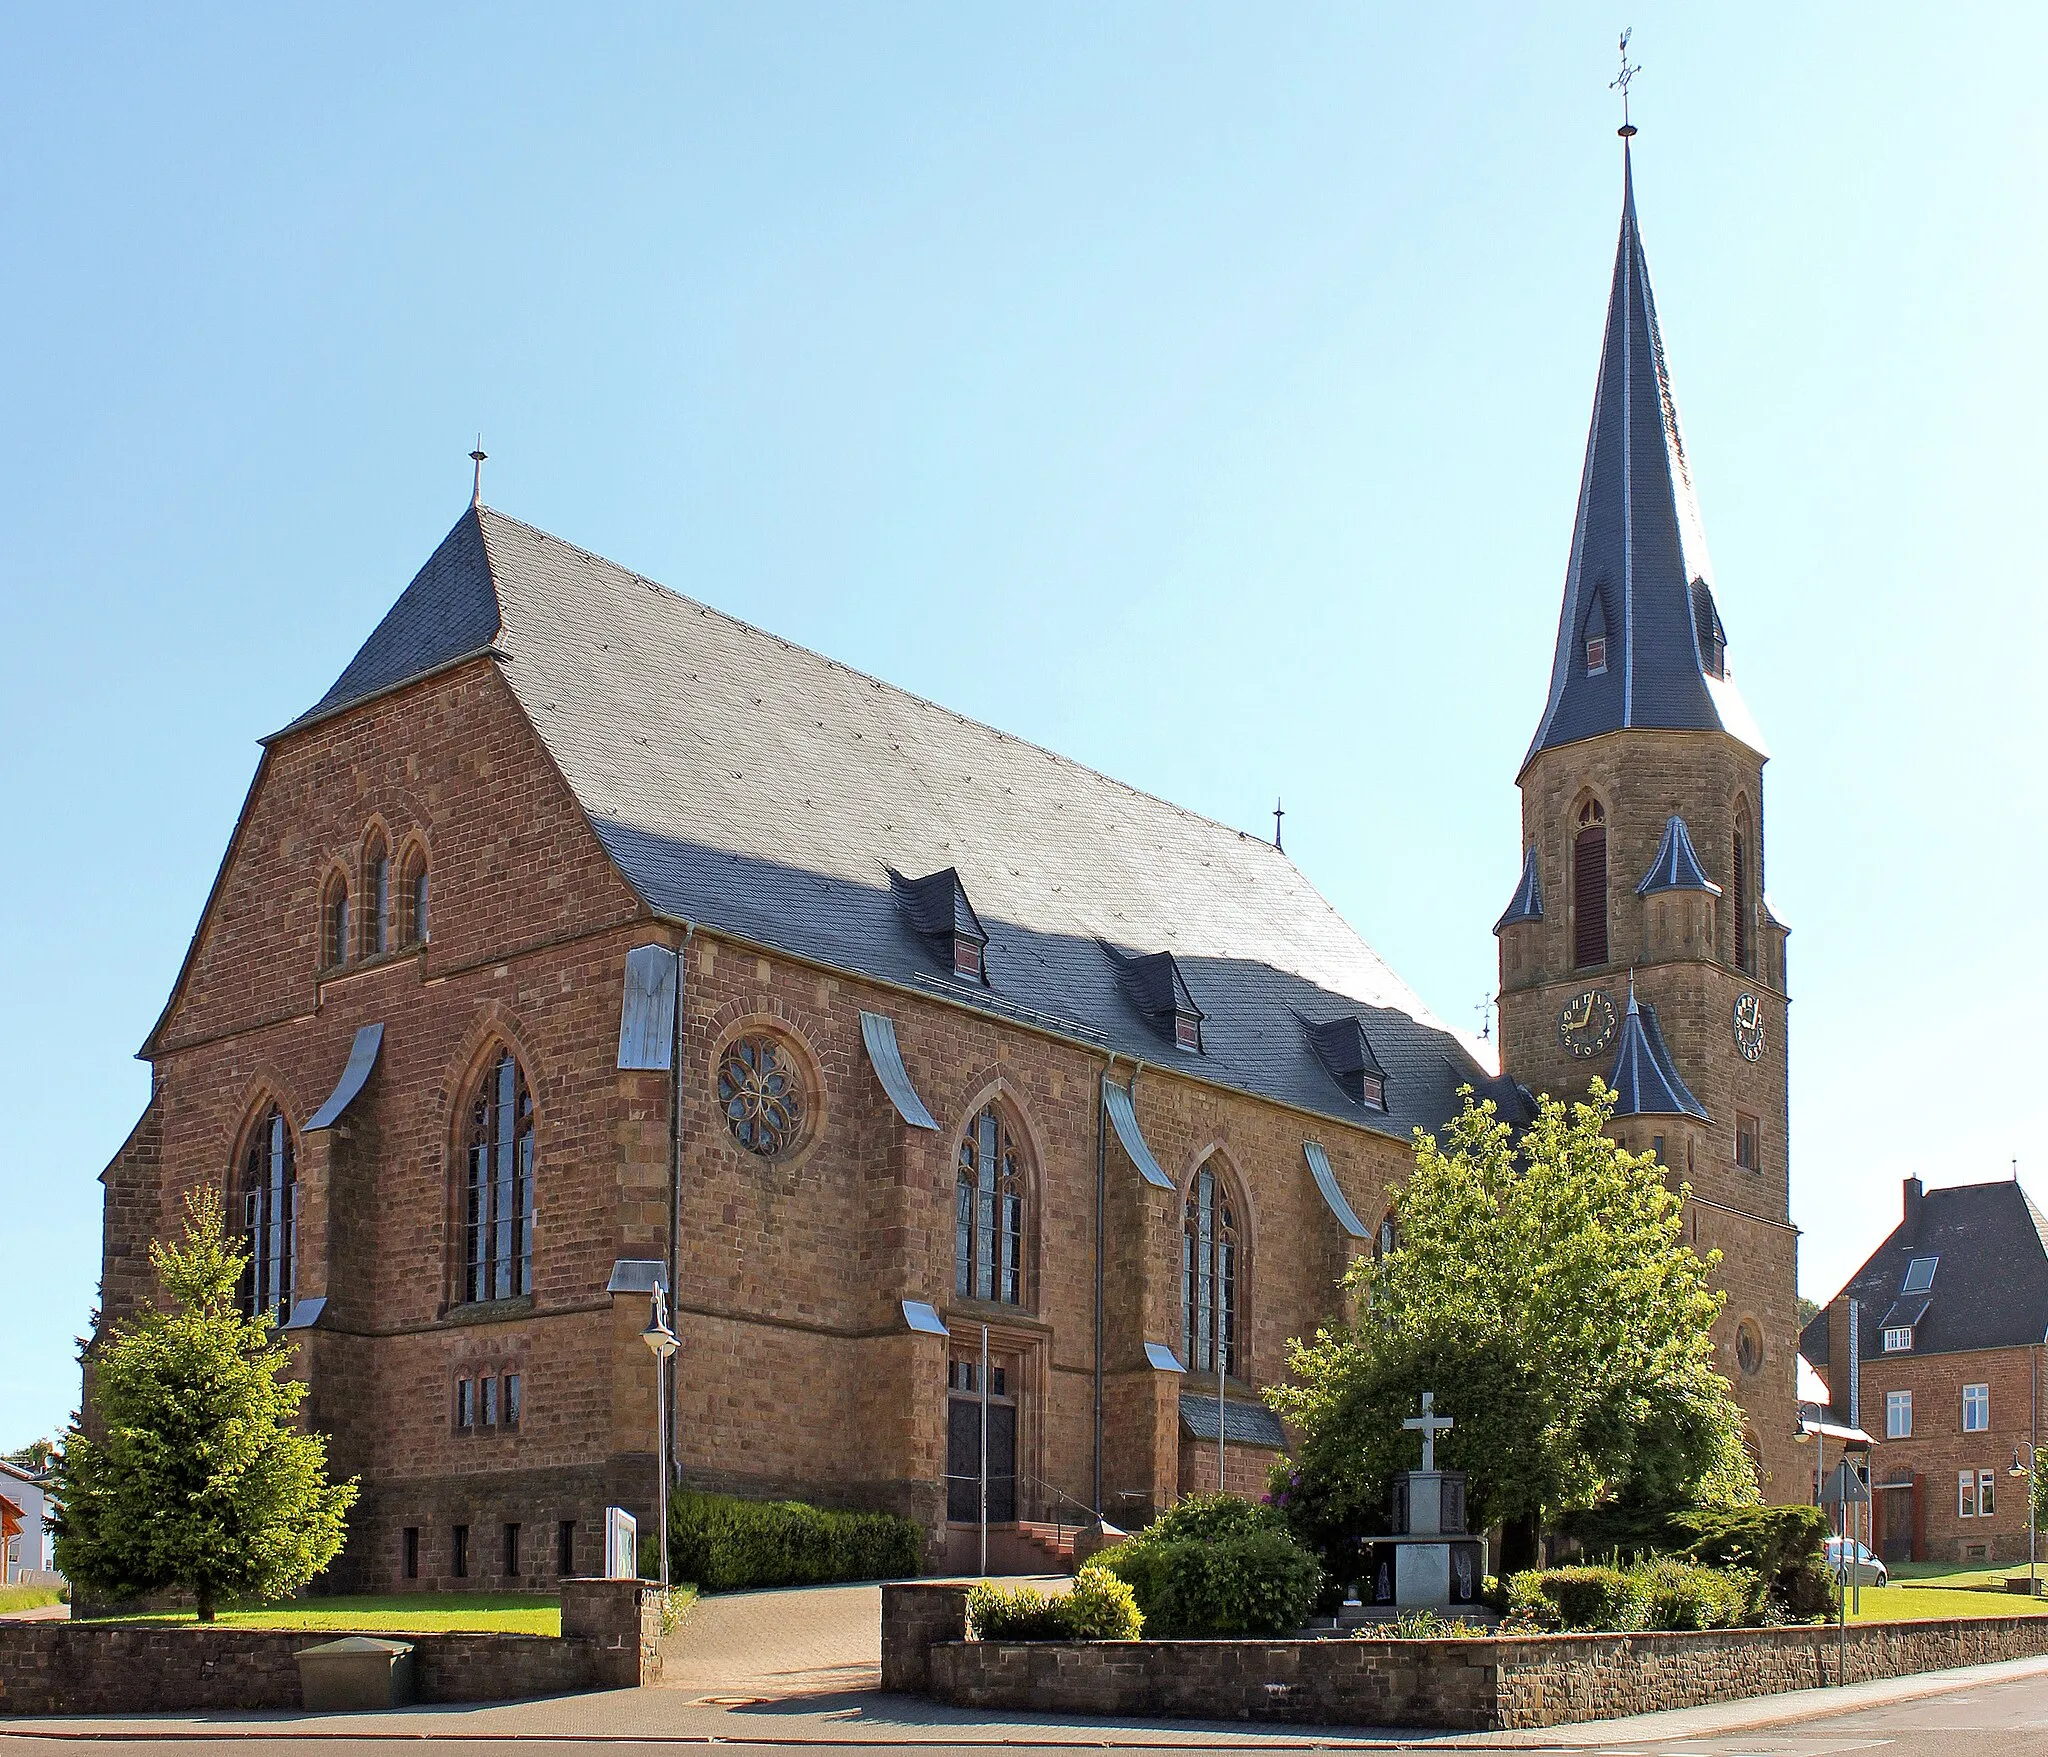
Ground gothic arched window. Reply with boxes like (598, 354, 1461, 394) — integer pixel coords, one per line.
(464, 1049, 534, 1303)
(1732, 806, 1754, 975)
(399, 843, 430, 947)
(240, 1104, 296, 1323)
(1183, 1160, 1240, 1378)
(1572, 799, 1608, 969)
(322, 873, 350, 970)
(954, 1105, 1025, 1305)
(364, 832, 391, 956)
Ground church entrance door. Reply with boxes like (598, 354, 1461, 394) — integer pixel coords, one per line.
(945, 1357, 1016, 1523)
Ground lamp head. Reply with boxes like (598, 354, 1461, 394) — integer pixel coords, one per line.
(641, 1287, 679, 1360)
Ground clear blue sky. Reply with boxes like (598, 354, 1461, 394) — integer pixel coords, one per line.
(4, 5, 2043, 1452)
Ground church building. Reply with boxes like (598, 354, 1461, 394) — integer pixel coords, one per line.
(99, 140, 1797, 1590)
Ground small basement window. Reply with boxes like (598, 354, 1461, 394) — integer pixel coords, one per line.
(1883, 1326, 1913, 1353)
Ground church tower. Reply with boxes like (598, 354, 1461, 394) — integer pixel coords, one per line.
(1494, 142, 1798, 1495)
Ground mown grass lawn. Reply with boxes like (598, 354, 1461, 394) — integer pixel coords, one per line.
(0, 1584, 68, 1615)
(1850, 1580, 2048, 1622)
(77, 1585, 698, 1635)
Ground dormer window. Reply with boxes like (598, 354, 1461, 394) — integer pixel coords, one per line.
(887, 866, 989, 986)
(1104, 944, 1205, 1054)
(1582, 583, 1613, 679)
(1883, 1326, 1913, 1353)
(1300, 1012, 1390, 1112)
(1585, 635, 1607, 676)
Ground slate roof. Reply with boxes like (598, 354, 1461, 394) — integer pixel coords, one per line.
(1800, 1182, 2048, 1364)
(1636, 814, 1720, 897)
(1494, 845, 1544, 931)
(1523, 146, 1765, 774)
(1605, 987, 1708, 1122)
(1179, 1393, 1288, 1451)
(279, 503, 1494, 1138)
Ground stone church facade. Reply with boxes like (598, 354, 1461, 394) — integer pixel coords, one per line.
(98, 143, 1797, 1591)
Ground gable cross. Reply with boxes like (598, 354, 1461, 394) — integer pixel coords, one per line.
(1403, 1391, 1454, 1472)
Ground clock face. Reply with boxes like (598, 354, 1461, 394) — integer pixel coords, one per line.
(1558, 988, 1619, 1060)
(1733, 992, 1767, 1062)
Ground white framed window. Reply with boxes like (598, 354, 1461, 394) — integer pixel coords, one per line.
(1963, 1383, 1991, 1433)
(1886, 1389, 1912, 1438)
(1959, 1470, 1977, 1518)
(1883, 1326, 1913, 1353)
(1980, 1470, 1997, 1518)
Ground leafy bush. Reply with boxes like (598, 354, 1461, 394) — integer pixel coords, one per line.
(1674, 1503, 1834, 1620)
(1504, 1556, 1762, 1632)
(967, 1564, 1143, 1641)
(968, 1579, 1074, 1641)
(658, 1489, 923, 1592)
(1099, 1494, 1324, 1637)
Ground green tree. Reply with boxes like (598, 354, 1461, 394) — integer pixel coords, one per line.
(3, 1438, 56, 1476)
(1268, 1084, 1752, 1574)
(53, 1191, 357, 1620)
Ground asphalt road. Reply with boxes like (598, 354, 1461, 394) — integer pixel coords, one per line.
(11, 1664, 2048, 1756)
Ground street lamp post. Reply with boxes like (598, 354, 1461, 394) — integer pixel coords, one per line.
(2011, 1442, 2038, 1595)
(641, 1287, 680, 1591)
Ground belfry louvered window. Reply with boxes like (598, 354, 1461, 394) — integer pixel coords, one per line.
(464, 1050, 534, 1302)
(1183, 1161, 1239, 1377)
(240, 1104, 296, 1323)
(1732, 814, 1753, 974)
(1573, 800, 1608, 968)
(954, 1106, 1024, 1305)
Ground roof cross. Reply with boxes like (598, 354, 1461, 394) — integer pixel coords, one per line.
(1273, 798, 1285, 852)
(1611, 28, 1640, 137)
(1403, 1391, 1454, 1472)
(470, 437, 488, 508)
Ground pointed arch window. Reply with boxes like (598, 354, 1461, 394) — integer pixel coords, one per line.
(365, 833, 391, 956)
(322, 874, 350, 970)
(464, 1050, 534, 1303)
(1732, 809, 1754, 974)
(399, 844, 430, 947)
(955, 1105, 1025, 1305)
(240, 1104, 296, 1323)
(1183, 1160, 1240, 1378)
(1573, 799, 1608, 968)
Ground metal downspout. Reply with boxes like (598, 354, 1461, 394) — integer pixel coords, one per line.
(1093, 1054, 1115, 1521)
(668, 923, 695, 1493)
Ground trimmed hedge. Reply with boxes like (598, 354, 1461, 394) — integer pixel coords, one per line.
(968, 1564, 1143, 1642)
(1099, 1494, 1324, 1638)
(1674, 1503, 1836, 1620)
(1501, 1556, 1761, 1632)
(654, 1489, 924, 1592)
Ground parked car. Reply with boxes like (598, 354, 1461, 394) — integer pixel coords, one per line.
(1826, 1537, 1888, 1587)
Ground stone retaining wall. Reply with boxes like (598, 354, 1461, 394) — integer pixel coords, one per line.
(0, 1579, 666, 1717)
(884, 1583, 2048, 1731)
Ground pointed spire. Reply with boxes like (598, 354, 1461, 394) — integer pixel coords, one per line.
(1636, 813, 1721, 896)
(1523, 143, 1765, 772)
(1605, 982, 1709, 1121)
(1494, 845, 1544, 932)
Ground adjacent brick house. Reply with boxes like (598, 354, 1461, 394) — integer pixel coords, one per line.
(1803, 1178, 2048, 1565)
(98, 143, 1800, 1592)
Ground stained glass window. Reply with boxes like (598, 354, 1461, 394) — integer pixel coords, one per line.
(954, 1106, 1024, 1304)
(240, 1104, 295, 1323)
(464, 1050, 534, 1302)
(1183, 1161, 1239, 1377)
(716, 1036, 806, 1156)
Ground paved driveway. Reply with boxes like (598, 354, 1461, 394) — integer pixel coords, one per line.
(660, 1580, 886, 1700)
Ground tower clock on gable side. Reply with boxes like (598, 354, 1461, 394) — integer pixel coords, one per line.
(1491, 139, 1798, 1499)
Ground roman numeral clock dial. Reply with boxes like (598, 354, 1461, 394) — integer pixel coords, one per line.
(1557, 988, 1618, 1059)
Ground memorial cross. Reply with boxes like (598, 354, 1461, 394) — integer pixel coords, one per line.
(1403, 1391, 1454, 1472)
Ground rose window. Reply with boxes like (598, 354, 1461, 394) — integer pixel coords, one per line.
(717, 1036, 806, 1157)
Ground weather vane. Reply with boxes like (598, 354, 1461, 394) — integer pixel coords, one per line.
(1611, 28, 1640, 138)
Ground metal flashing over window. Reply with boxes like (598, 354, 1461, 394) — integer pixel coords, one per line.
(617, 943, 679, 1070)
(1303, 1141, 1367, 1239)
(1177, 1394, 1286, 1450)
(1102, 1078, 1172, 1190)
(281, 1295, 327, 1332)
(860, 1011, 939, 1130)
(1901, 1256, 1938, 1295)
(606, 1259, 669, 1296)
(1144, 1342, 1185, 1373)
(306, 1024, 384, 1132)
(900, 1299, 949, 1337)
